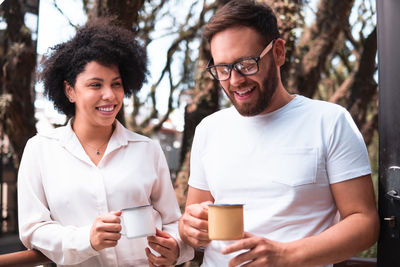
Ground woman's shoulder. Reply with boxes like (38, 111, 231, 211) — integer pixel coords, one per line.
(119, 125, 162, 150)
(124, 129, 151, 142)
(36, 125, 67, 139)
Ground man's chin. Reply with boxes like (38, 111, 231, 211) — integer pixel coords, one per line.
(234, 104, 260, 117)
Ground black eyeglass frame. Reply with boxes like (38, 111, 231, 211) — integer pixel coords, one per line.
(206, 38, 277, 81)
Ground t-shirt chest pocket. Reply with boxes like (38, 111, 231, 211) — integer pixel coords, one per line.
(266, 147, 318, 186)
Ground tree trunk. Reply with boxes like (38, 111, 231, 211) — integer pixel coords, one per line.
(266, 0, 304, 88)
(0, 0, 37, 164)
(346, 28, 378, 141)
(289, 0, 355, 97)
(174, 37, 220, 209)
(174, 1, 226, 209)
(0, 0, 38, 234)
(88, 0, 145, 30)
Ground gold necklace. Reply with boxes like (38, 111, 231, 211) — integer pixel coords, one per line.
(78, 138, 109, 156)
(73, 122, 115, 156)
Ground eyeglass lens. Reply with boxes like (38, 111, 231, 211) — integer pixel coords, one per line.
(210, 58, 259, 81)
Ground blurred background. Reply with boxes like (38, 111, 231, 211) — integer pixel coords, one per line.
(0, 0, 378, 263)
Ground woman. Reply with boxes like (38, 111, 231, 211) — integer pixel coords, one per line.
(17, 19, 193, 266)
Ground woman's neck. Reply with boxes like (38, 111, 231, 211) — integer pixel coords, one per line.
(71, 117, 114, 145)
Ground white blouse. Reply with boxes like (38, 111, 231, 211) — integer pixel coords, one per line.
(18, 120, 193, 266)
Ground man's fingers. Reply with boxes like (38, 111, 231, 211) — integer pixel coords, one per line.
(222, 236, 257, 254)
(243, 232, 254, 238)
(228, 250, 256, 267)
(187, 235, 211, 248)
(186, 213, 209, 232)
(186, 223, 210, 242)
(187, 204, 209, 220)
(200, 201, 213, 209)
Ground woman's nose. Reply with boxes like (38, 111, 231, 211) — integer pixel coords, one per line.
(102, 86, 115, 100)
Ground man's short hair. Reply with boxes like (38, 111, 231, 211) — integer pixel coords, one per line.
(203, 0, 280, 44)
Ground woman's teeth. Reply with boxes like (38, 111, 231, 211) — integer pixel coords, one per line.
(98, 106, 114, 112)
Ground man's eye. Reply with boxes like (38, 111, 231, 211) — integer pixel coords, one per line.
(219, 67, 230, 75)
(237, 62, 256, 72)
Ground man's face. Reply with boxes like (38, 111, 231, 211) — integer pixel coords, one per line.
(210, 26, 279, 116)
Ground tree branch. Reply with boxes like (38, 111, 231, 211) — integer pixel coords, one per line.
(289, 0, 355, 97)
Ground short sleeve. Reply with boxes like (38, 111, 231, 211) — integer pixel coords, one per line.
(188, 123, 210, 190)
(326, 109, 371, 183)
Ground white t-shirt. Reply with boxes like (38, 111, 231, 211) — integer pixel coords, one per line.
(18, 120, 194, 267)
(189, 95, 371, 267)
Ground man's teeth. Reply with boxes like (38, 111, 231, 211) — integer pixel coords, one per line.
(236, 87, 254, 95)
(98, 106, 114, 112)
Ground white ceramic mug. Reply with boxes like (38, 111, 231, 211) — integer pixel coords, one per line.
(120, 204, 156, 239)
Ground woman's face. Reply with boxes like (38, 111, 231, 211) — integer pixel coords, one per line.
(66, 61, 124, 128)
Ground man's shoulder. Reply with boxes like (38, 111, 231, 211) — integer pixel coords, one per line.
(296, 95, 347, 116)
(199, 107, 235, 127)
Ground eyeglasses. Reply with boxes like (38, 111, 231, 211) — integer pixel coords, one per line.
(206, 39, 276, 81)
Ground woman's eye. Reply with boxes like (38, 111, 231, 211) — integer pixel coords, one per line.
(89, 83, 101, 88)
(112, 82, 122, 87)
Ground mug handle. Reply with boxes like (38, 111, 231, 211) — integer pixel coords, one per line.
(120, 214, 127, 235)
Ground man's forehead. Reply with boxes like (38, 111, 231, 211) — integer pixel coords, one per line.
(210, 27, 265, 64)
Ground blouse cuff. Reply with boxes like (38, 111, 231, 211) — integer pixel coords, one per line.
(171, 232, 194, 265)
(62, 225, 100, 264)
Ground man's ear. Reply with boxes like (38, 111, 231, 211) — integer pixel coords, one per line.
(273, 38, 286, 67)
(64, 81, 75, 102)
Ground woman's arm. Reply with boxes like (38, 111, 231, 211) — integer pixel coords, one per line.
(18, 138, 99, 265)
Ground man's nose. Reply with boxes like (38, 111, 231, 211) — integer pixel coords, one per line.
(229, 69, 246, 86)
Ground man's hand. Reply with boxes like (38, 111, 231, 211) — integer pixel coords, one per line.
(179, 201, 212, 248)
(90, 210, 122, 251)
(222, 232, 290, 267)
(146, 228, 179, 267)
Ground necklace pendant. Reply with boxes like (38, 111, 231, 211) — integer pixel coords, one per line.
(96, 151, 100, 155)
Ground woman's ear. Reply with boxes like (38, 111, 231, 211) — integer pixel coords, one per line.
(64, 81, 75, 103)
(273, 38, 286, 67)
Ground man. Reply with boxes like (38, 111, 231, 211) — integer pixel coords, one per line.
(178, 0, 379, 266)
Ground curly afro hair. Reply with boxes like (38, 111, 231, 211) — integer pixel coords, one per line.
(40, 18, 148, 117)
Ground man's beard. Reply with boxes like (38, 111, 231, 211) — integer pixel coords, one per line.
(227, 62, 278, 116)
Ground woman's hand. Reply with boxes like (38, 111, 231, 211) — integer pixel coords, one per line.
(90, 210, 122, 251)
(146, 228, 179, 267)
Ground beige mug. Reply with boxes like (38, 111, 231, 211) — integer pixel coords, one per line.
(208, 204, 244, 240)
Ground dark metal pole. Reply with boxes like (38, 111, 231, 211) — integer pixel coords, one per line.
(0, 127, 3, 235)
(377, 0, 400, 265)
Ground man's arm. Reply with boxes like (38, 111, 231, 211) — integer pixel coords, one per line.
(295, 174, 379, 265)
(178, 186, 214, 248)
(222, 174, 379, 267)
